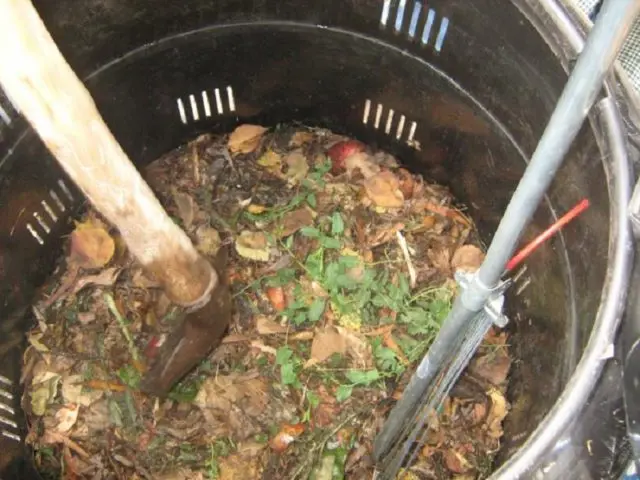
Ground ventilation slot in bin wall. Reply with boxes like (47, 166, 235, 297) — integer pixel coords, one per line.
(380, 0, 450, 51)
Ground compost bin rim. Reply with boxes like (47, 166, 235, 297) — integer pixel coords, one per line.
(0, 1, 633, 476)
(489, 1, 634, 477)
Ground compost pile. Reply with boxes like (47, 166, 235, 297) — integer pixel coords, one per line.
(22, 124, 511, 480)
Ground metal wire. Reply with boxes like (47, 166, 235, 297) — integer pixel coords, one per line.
(376, 307, 496, 479)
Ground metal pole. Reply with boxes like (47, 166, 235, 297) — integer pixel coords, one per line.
(374, 0, 640, 460)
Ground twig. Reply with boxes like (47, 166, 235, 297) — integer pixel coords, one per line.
(104, 293, 140, 363)
(85, 379, 127, 392)
(191, 144, 201, 186)
(396, 231, 417, 289)
(42, 431, 90, 458)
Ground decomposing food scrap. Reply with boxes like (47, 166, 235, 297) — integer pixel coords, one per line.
(24, 124, 510, 479)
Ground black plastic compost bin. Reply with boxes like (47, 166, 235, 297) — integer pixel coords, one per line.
(0, 0, 637, 478)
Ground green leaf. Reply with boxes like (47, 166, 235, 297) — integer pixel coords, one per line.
(117, 364, 141, 389)
(168, 379, 201, 403)
(316, 157, 332, 175)
(346, 369, 380, 386)
(289, 193, 306, 208)
(335, 384, 353, 403)
(281, 363, 297, 385)
(372, 295, 387, 308)
(285, 235, 295, 250)
(301, 226, 321, 238)
(375, 347, 397, 363)
(305, 248, 325, 279)
(324, 262, 340, 285)
(124, 390, 137, 423)
(398, 274, 410, 296)
(374, 346, 402, 374)
(338, 255, 360, 268)
(308, 299, 326, 322)
(320, 236, 341, 249)
(429, 298, 451, 324)
(108, 399, 123, 427)
(307, 193, 317, 208)
(307, 391, 321, 409)
(276, 346, 293, 365)
(266, 267, 297, 287)
(293, 311, 307, 325)
(331, 212, 345, 235)
(336, 274, 359, 289)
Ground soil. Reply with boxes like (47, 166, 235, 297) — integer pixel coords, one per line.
(22, 124, 511, 480)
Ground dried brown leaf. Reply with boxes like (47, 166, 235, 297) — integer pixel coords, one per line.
(368, 222, 405, 247)
(305, 326, 371, 368)
(172, 189, 195, 228)
(61, 374, 103, 406)
(70, 223, 115, 269)
(71, 267, 121, 295)
(306, 326, 347, 367)
(278, 207, 314, 238)
(443, 449, 472, 474)
(157, 470, 205, 480)
(428, 247, 451, 273)
(486, 387, 509, 439)
(250, 341, 278, 355)
(195, 372, 268, 419)
(345, 152, 380, 179)
(228, 124, 268, 154)
(397, 168, 415, 199)
(220, 452, 263, 480)
(54, 403, 79, 433)
(363, 171, 405, 208)
(313, 386, 339, 428)
(451, 245, 485, 273)
(195, 226, 221, 257)
(256, 315, 288, 334)
(470, 351, 511, 386)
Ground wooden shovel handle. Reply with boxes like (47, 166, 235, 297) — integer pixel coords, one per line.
(0, 0, 217, 307)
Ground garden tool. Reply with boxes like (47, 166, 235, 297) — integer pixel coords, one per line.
(0, 0, 232, 397)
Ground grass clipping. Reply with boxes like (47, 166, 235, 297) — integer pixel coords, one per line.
(23, 124, 510, 480)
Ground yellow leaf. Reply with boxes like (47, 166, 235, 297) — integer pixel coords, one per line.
(257, 150, 282, 175)
(284, 151, 309, 184)
(235, 231, 270, 262)
(195, 226, 221, 257)
(28, 332, 49, 353)
(247, 204, 268, 214)
(228, 124, 268, 154)
(30, 372, 61, 416)
(70, 224, 115, 268)
(289, 131, 315, 147)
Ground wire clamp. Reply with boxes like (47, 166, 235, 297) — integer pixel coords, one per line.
(454, 270, 510, 328)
